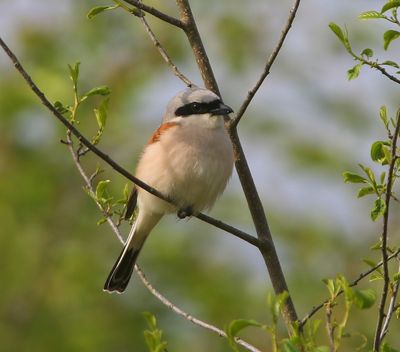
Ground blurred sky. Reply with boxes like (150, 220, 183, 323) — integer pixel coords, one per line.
(1, 0, 398, 235)
(1, 1, 400, 350)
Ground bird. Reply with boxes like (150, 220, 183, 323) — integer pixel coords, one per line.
(104, 86, 235, 293)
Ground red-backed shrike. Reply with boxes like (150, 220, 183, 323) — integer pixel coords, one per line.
(104, 87, 234, 293)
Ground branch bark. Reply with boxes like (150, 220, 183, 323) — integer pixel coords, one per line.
(174, 0, 301, 331)
(373, 109, 400, 351)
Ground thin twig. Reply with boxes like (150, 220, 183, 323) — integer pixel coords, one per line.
(300, 249, 400, 327)
(66, 133, 261, 352)
(231, 0, 301, 127)
(0, 36, 259, 249)
(138, 13, 193, 86)
(380, 258, 400, 341)
(373, 109, 400, 351)
(174, 0, 302, 330)
(135, 267, 262, 352)
(122, 0, 184, 29)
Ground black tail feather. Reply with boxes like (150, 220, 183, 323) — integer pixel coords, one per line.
(103, 246, 141, 293)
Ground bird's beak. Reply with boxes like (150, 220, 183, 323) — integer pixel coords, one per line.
(210, 102, 234, 116)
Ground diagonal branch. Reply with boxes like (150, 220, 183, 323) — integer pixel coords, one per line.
(300, 248, 400, 327)
(122, 0, 184, 29)
(0, 36, 259, 249)
(174, 0, 302, 332)
(231, 0, 301, 127)
(138, 12, 193, 87)
(65, 133, 261, 352)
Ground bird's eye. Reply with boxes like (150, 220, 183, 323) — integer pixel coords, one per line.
(191, 102, 201, 113)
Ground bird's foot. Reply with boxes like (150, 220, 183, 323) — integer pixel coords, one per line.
(177, 206, 193, 219)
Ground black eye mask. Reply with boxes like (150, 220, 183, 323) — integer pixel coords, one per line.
(175, 99, 222, 117)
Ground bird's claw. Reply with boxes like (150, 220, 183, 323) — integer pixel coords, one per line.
(177, 206, 193, 219)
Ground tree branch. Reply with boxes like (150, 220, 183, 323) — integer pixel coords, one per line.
(0, 36, 260, 250)
(65, 133, 261, 352)
(138, 14, 193, 87)
(175, 0, 220, 95)
(373, 109, 400, 352)
(122, 0, 184, 29)
(174, 0, 302, 330)
(231, 0, 301, 127)
(300, 248, 400, 327)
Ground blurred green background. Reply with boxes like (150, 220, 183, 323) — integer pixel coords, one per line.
(1, 0, 400, 351)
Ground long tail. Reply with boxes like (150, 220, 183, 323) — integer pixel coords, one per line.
(103, 212, 161, 293)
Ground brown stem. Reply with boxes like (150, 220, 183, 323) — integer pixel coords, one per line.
(174, 0, 300, 331)
(123, 0, 184, 29)
(175, 0, 220, 96)
(373, 109, 400, 351)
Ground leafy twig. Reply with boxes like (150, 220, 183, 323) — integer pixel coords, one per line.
(0, 36, 259, 249)
(373, 109, 400, 351)
(66, 133, 261, 352)
(300, 248, 400, 327)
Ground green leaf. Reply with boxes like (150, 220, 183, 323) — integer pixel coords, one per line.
(358, 11, 386, 20)
(381, 60, 400, 68)
(371, 198, 386, 221)
(370, 272, 384, 282)
(94, 98, 109, 130)
(97, 217, 107, 225)
(361, 48, 374, 57)
(87, 5, 119, 20)
(54, 101, 69, 114)
(393, 272, 400, 283)
(83, 85, 111, 98)
(68, 62, 80, 88)
(143, 312, 157, 330)
(381, 342, 400, 352)
(384, 30, 400, 50)
(313, 347, 330, 352)
(371, 141, 387, 163)
(381, 1, 400, 14)
(281, 339, 300, 352)
(226, 319, 262, 351)
(347, 63, 362, 80)
(357, 186, 375, 198)
(380, 106, 389, 128)
(328, 22, 351, 52)
(95, 179, 110, 201)
(363, 258, 377, 268)
(343, 171, 367, 184)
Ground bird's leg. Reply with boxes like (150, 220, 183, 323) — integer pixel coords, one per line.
(177, 205, 193, 219)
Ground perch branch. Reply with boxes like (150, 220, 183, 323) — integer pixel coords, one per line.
(0, 36, 259, 249)
(174, 0, 302, 330)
